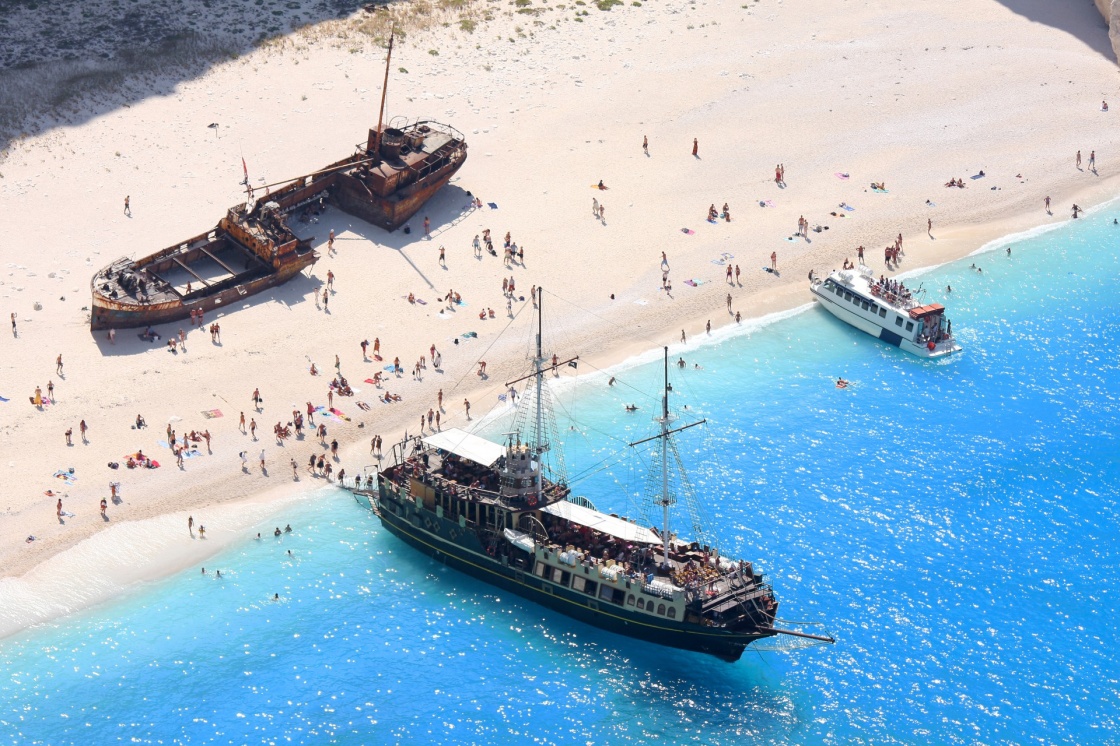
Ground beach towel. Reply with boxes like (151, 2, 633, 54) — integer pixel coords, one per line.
(487, 202, 498, 209)
(329, 407, 352, 422)
(363, 378, 378, 385)
(680, 228, 695, 235)
(0, 396, 8, 402)
(383, 365, 396, 371)
(461, 331, 478, 339)
(684, 279, 706, 287)
(711, 259, 726, 265)
(314, 406, 344, 423)
(835, 173, 850, 180)
(720, 252, 734, 260)
(763, 199, 775, 207)
(201, 409, 223, 419)
(183, 449, 203, 459)
(872, 188, 889, 193)
(60, 511, 75, 518)
(53, 469, 77, 485)
(415, 299, 427, 305)
(970, 174, 985, 180)
(840, 205, 855, 212)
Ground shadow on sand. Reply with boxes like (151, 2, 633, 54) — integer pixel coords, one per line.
(0, 0, 393, 151)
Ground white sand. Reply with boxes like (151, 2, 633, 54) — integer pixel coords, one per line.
(1, 0, 1118, 634)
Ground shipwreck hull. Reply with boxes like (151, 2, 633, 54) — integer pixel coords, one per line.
(90, 254, 314, 331)
(334, 156, 465, 232)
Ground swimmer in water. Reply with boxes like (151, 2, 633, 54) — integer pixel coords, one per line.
(836, 378, 850, 389)
(625, 404, 638, 412)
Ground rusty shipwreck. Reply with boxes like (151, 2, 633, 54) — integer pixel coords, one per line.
(90, 31, 467, 332)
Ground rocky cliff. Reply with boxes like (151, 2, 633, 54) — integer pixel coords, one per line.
(1096, 0, 1120, 62)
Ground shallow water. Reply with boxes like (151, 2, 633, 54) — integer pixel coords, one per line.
(2, 212, 1118, 745)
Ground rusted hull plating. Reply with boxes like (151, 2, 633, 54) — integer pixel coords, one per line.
(89, 255, 315, 331)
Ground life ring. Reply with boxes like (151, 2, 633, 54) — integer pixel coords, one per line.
(927, 340, 936, 351)
(527, 494, 538, 508)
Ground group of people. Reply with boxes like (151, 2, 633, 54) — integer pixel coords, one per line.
(871, 276, 912, 304)
(707, 203, 732, 222)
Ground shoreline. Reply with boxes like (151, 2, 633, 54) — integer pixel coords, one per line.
(2, 0, 1119, 639)
(5, 179, 1115, 643)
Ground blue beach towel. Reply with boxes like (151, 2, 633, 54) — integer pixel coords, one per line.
(488, 202, 498, 209)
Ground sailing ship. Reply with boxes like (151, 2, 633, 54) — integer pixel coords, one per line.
(345, 291, 834, 661)
(810, 265, 961, 357)
(89, 30, 466, 331)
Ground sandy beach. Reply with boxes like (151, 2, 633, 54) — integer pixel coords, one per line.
(1, 0, 1118, 636)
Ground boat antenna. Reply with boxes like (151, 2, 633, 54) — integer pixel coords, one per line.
(372, 28, 395, 163)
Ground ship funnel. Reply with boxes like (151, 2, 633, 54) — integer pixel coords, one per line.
(379, 128, 405, 161)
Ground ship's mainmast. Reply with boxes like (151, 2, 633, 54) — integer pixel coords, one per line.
(534, 288, 545, 461)
(657, 347, 673, 564)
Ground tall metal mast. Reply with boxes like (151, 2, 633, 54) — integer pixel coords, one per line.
(372, 29, 395, 161)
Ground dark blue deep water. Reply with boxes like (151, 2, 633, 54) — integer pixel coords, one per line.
(2, 210, 1118, 745)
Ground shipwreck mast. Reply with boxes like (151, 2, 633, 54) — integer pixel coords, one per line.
(371, 29, 395, 162)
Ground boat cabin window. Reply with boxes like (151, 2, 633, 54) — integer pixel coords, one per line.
(844, 292, 852, 302)
(895, 316, 904, 327)
(861, 301, 869, 311)
(879, 308, 887, 318)
(627, 594, 636, 606)
(535, 562, 547, 578)
(599, 586, 626, 605)
(667, 607, 677, 619)
(905, 321, 914, 332)
(657, 603, 666, 616)
(636, 598, 645, 610)
(552, 568, 571, 586)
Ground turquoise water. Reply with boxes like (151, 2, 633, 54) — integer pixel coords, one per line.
(2, 211, 1119, 745)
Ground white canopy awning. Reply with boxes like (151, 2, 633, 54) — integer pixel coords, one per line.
(541, 500, 661, 545)
(422, 428, 506, 467)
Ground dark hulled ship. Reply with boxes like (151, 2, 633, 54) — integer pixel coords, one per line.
(346, 293, 834, 661)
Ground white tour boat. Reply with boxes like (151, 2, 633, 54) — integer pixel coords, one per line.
(809, 265, 961, 358)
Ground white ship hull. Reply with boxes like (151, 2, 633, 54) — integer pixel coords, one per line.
(810, 269, 961, 359)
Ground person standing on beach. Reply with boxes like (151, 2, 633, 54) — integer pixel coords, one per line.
(706, 320, 712, 335)
(734, 265, 741, 285)
(1045, 196, 1051, 213)
(681, 330, 686, 344)
(643, 135, 648, 155)
(56, 498, 63, 522)
(10, 312, 16, 337)
(423, 216, 431, 237)
(771, 251, 778, 271)
(927, 218, 933, 238)
(726, 293, 733, 313)
(692, 138, 698, 157)
(239, 412, 246, 432)
(322, 288, 329, 310)
(250, 418, 257, 440)
(56, 354, 63, 375)
(327, 270, 335, 291)
(1089, 150, 1096, 171)
(361, 339, 369, 360)
(1076, 150, 1082, 169)
(79, 419, 88, 443)
(439, 245, 446, 268)
(259, 449, 266, 472)
(373, 338, 380, 359)
(47, 381, 55, 401)
(307, 401, 315, 425)
(124, 196, 130, 216)
(188, 515, 194, 535)
(252, 388, 262, 411)
(592, 197, 599, 218)
(240, 451, 248, 471)
(65, 427, 73, 446)
(464, 399, 471, 420)
(328, 229, 335, 254)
